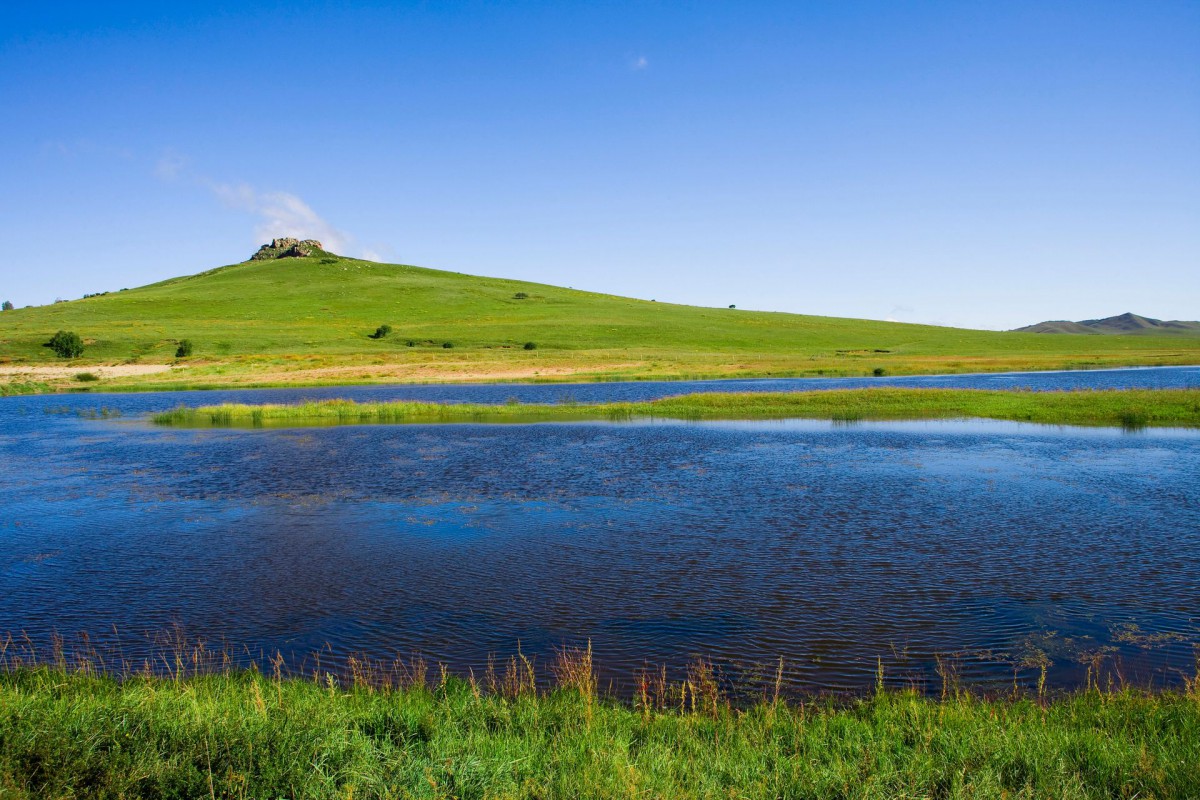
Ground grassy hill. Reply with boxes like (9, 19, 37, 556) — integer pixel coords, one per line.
(2, 252, 1198, 391)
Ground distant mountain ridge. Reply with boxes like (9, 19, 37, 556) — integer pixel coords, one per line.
(1014, 313, 1200, 335)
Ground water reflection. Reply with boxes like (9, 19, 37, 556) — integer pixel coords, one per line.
(0, 367, 1198, 694)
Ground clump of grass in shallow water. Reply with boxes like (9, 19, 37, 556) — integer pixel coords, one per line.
(152, 387, 1200, 429)
(1117, 409, 1150, 430)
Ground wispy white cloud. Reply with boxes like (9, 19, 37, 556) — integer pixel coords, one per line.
(151, 148, 358, 255)
(154, 150, 187, 181)
(207, 181, 352, 254)
(41, 139, 135, 161)
(631, 55, 648, 71)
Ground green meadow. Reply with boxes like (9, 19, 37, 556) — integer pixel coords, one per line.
(2, 253, 1199, 392)
(2, 663, 1198, 799)
(152, 387, 1200, 429)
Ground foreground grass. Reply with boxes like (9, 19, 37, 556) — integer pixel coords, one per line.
(3, 254, 1198, 392)
(152, 387, 1200, 428)
(1, 667, 1198, 798)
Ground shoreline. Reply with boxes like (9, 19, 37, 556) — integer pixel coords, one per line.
(3, 664, 1197, 796)
(3, 354, 1199, 396)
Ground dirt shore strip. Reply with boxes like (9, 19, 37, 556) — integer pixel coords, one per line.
(0, 364, 177, 379)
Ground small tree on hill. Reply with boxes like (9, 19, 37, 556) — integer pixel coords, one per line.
(47, 330, 84, 358)
(370, 324, 392, 340)
(1, 301, 12, 312)
(175, 339, 194, 358)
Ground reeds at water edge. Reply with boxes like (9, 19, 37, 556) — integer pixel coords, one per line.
(3, 628, 1200, 797)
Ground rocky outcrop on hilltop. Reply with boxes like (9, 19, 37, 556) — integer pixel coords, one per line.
(250, 238, 325, 260)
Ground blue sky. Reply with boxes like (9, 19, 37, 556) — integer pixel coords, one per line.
(1, 1, 1196, 329)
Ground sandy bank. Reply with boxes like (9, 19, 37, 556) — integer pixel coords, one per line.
(0, 364, 177, 379)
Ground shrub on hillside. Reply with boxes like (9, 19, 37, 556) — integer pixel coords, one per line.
(523, 341, 537, 350)
(46, 330, 84, 359)
(175, 340, 194, 358)
(74, 372, 100, 382)
(513, 292, 529, 300)
(1, 300, 12, 312)
(370, 325, 392, 340)
(442, 341, 454, 349)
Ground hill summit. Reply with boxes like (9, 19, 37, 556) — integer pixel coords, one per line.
(1013, 313, 1200, 335)
(250, 238, 326, 260)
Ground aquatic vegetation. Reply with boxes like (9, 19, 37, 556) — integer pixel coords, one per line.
(75, 406, 121, 420)
(152, 387, 1200, 428)
(0, 637, 1197, 798)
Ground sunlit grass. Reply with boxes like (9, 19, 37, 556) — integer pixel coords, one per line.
(151, 387, 1200, 428)
(0, 380, 50, 396)
(2, 254, 1197, 392)
(1, 639, 1198, 798)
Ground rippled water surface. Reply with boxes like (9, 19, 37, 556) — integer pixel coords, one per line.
(1, 366, 1198, 693)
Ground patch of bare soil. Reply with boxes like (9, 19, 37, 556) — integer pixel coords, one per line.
(0, 364, 177, 379)
(251, 362, 648, 384)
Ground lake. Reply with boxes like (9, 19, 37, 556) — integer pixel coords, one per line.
(1, 366, 1198, 695)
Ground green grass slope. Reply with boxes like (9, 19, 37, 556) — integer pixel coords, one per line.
(2, 253, 1198, 387)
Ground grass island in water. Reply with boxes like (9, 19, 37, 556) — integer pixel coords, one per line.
(152, 387, 1200, 429)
